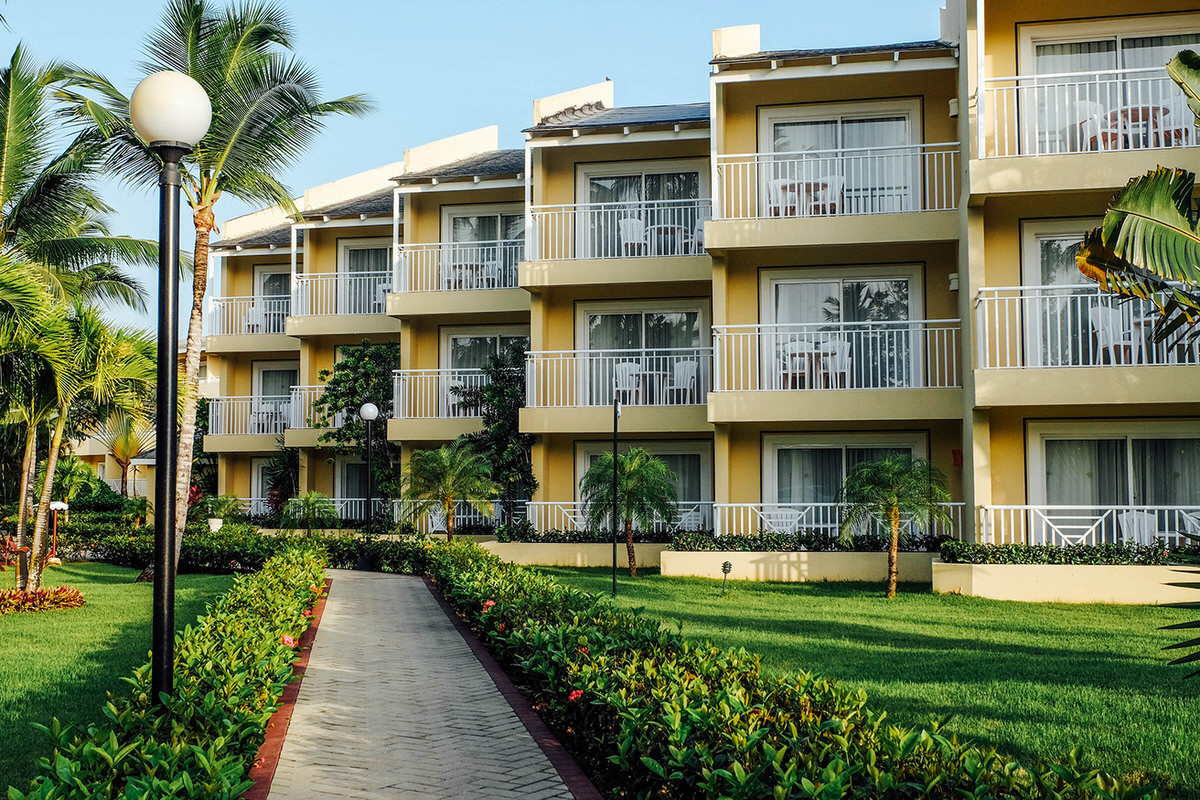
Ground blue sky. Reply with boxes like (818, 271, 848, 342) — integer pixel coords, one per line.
(1, 0, 947, 330)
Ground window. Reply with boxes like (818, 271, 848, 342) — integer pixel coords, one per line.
(576, 160, 708, 258)
(760, 101, 920, 215)
(440, 204, 525, 288)
(764, 266, 922, 389)
(1020, 220, 1098, 367)
(765, 434, 925, 506)
(576, 441, 712, 528)
(441, 326, 530, 371)
(253, 265, 290, 333)
(337, 238, 390, 314)
(250, 458, 271, 515)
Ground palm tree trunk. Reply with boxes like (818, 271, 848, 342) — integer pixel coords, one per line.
(624, 517, 637, 578)
(28, 412, 68, 591)
(15, 424, 37, 590)
(445, 499, 455, 542)
(887, 505, 900, 599)
(120, 460, 129, 497)
(172, 213, 215, 571)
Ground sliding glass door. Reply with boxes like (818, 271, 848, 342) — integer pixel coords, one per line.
(585, 307, 703, 405)
(585, 167, 702, 257)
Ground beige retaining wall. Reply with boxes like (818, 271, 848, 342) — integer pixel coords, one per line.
(933, 561, 1200, 605)
(660, 551, 937, 582)
(481, 542, 668, 568)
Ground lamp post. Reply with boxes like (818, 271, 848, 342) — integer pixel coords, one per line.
(611, 386, 620, 597)
(359, 402, 379, 534)
(130, 70, 211, 704)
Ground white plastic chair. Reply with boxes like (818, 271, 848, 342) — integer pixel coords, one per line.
(767, 178, 800, 217)
(244, 303, 266, 333)
(618, 217, 646, 256)
(662, 360, 700, 404)
(1062, 100, 1104, 153)
(690, 219, 705, 253)
(1119, 510, 1159, 545)
(1090, 306, 1137, 364)
(481, 260, 503, 289)
(820, 338, 852, 388)
(809, 175, 845, 215)
(614, 361, 642, 405)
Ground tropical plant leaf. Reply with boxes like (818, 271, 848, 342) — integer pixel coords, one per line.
(1167, 49, 1200, 127)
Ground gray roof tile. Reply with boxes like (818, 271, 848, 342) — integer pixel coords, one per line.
(302, 187, 399, 220)
(526, 102, 709, 133)
(392, 149, 525, 184)
(712, 39, 954, 65)
(212, 223, 294, 250)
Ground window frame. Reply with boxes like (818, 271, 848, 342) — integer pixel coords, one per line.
(575, 298, 710, 352)
(439, 203, 525, 243)
(574, 439, 713, 504)
(763, 432, 927, 505)
(758, 99, 923, 155)
(574, 158, 710, 205)
(1018, 13, 1200, 75)
(438, 324, 530, 371)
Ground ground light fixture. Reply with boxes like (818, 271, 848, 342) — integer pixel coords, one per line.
(130, 70, 211, 705)
(360, 402, 380, 547)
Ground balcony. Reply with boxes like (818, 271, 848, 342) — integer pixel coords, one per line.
(393, 499, 521, 535)
(522, 199, 712, 288)
(709, 143, 959, 249)
(388, 368, 487, 441)
(521, 348, 713, 433)
(288, 271, 400, 336)
(980, 505, 1198, 547)
(236, 497, 387, 524)
(525, 501, 714, 533)
(714, 502, 965, 539)
(205, 396, 288, 451)
(975, 286, 1198, 407)
(389, 240, 529, 317)
(206, 295, 296, 352)
(975, 66, 1196, 193)
(710, 320, 962, 422)
(284, 385, 344, 447)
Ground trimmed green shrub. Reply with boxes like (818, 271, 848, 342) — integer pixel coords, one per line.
(497, 526, 674, 544)
(674, 529, 951, 553)
(11, 547, 325, 800)
(423, 540, 1158, 799)
(940, 541, 1172, 565)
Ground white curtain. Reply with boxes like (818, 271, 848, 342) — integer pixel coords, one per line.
(260, 368, 297, 398)
(448, 336, 498, 370)
(346, 246, 387, 273)
(1133, 438, 1200, 505)
(1121, 34, 1200, 70)
(1044, 439, 1128, 506)
(659, 454, 702, 502)
(776, 448, 842, 504)
(343, 462, 369, 500)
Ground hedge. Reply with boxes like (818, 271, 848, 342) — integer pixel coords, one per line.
(939, 541, 1173, 566)
(11, 546, 325, 800)
(673, 529, 952, 553)
(421, 539, 1157, 799)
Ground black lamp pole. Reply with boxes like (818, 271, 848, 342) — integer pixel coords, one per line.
(612, 386, 620, 597)
(151, 142, 189, 703)
(365, 417, 373, 533)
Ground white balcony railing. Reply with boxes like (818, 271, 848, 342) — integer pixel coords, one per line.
(333, 497, 390, 522)
(292, 271, 390, 316)
(288, 385, 347, 429)
(394, 240, 523, 293)
(207, 396, 289, 435)
(981, 66, 1196, 158)
(525, 501, 715, 533)
(715, 143, 959, 220)
(239, 497, 271, 517)
(393, 499, 519, 534)
(528, 198, 711, 261)
(712, 320, 961, 392)
(980, 505, 1200, 546)
(715, 502, 966, 539)
(525, 347, 713, 408)
(976, 286, 1200, 369)
(391, 369, 488, 420)
(104, 477, 148, 497)
(208, 295, 289, 336)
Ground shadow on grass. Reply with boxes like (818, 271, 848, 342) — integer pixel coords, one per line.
(0, 566, 229, 790)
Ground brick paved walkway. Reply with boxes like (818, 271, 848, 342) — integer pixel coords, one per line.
(267, 570, 574, 800)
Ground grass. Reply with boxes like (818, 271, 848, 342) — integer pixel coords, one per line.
(0, 563, 234, 790)
(539, 567, 1197, 797)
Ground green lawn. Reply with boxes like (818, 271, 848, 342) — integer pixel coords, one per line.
(0, 563, 234, 790)
(540, 567, 1197, 796)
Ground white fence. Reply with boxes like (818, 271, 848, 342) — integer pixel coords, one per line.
(981, 66, 1195, 158)
(525, 347, 712, 408)
(976, 286, 1200, 369)
(104, 477, 148, 496)
(393, 499, 520, 534)
(208, 295, 290, 336)
(288, 385, 347, 429)
(333, 498, 390, 522)
(525, 501, 714, 533)
(207, 396, 289, 435)
(239, 497, 271, 517)
(980, 505, 1200, 546)
(292, 271, 391, 316)
(715, 143, 958, 220)
(714, 502, 966, 539)
(712, 320, 960, 392)
(392, 369, 488, 419)
(528, 198, 711, 261)
(395, 240, 523, 292)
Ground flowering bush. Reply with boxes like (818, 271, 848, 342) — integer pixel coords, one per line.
(0, 586, 86, 615)
(426, 539, 1158, 799)
(11, 546, 325, 800)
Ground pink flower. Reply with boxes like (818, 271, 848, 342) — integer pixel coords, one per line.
(568, 690, 583, 702)
(482, 600, 496, 612)
(309, 584, 320, 594)
(578, 646, 589, 656)
(281, 634, 297, 648)
(301, 609, 312, 618)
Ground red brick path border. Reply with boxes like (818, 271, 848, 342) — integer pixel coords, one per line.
(242, 577, 333, 800)
(423, 577, 606, 800)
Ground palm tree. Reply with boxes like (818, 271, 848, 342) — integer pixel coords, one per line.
(401, 442, 497, 541)
(26, 306, 154, 590)
(280, 491, 339, 536)
(580, 448, 678, 577)
(1075, 50, 1200, 347)
(96, 411, 153, 496)
(62, 0, 373, 569)
(837, 454, 951, 599)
